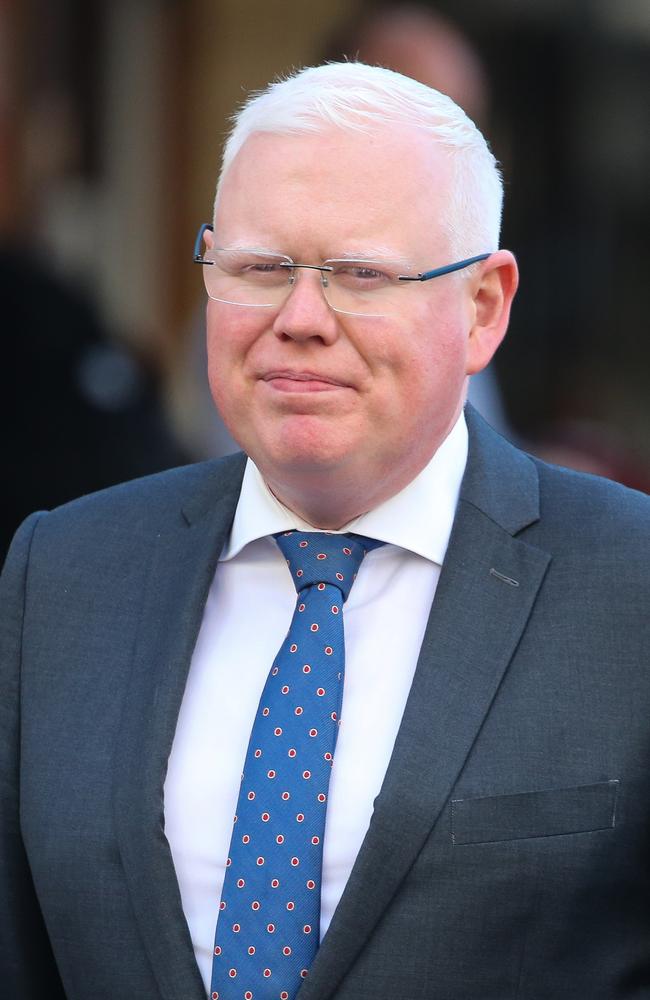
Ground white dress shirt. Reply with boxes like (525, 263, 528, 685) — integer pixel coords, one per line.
(163, 413, 468, 993)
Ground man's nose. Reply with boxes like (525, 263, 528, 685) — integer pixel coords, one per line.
(271, 268, 340, 344)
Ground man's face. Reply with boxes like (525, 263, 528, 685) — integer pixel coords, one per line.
(207, 126, 484, 522)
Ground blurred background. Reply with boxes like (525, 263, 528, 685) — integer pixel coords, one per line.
(2, 0, 649, 557)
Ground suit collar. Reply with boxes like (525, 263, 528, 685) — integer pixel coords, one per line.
(460, 403, 540, 535)
(113, 453, 246, 1000)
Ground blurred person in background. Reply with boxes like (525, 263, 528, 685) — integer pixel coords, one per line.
(0, 3, 186, 563)
(0, 246, 187, 561)
(2, 61, 650, 1000)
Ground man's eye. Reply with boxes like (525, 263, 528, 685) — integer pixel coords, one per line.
(230, 257, 288, 280)
(333, 264, 393, 285)
(243, 260, 284, 274)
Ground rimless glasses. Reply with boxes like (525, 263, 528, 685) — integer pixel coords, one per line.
(193, 223, 490, 318)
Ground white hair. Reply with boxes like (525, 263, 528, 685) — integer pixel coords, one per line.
(215, 61, 503, 259)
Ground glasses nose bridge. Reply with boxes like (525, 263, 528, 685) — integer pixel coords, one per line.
(281, 261, 333, 305)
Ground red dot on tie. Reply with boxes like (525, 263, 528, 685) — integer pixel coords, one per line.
(274, 728, 283, 736)
(212, 993, 219, 999)
(318, 793, 327, 802)
(302, 770, 311, 779)
(287, 901, 295, 910)
(232, 923, 240, 933)
(225, 857, 232, 867)
(317, 553, 326, 560)
(343, 546, 352, 555)
(317, 688, 326, 697)
(309, 728, 318, 737)
(247, 791, 255, 800)
(303, 664, 311, 673)
(331, 605, 339, 614)
(291, 857, 300, 867)
(272, 666, 279, 675)
(263, 968, 271, 978)
(245, 992, 253, 999)
(304, 925, 312, 934)
(262, 707, 270, 716)
(289, 643, 298, 652)
(324, 752, 333, 761)
(254, 749, 262, 758)
(306, 879, 316, 889)
(296, 813, 304, 822)
(324, 647, 334, 656)
(228, 969, 237, 978)
(256, 857, 265, 866)
(295, 706, 303, 716)
(301, 969, 309, 978)
(299, 540, 308, 548)
(310, 623, 319, 632)
(283, 946, 292, 956)
(276, 834, 284, 844)
(331, 711, 337, 721)
(288, 748, 297, 758)
(281, 685, 290, 694)
(282, 791, 290, 800)
(237, 878, 245, 888)
(219, 901, 226, 910)
(252, 901, 260, 911)
(281, 993, 289, 1000)
(312, 836, 320, 845)
(296, 569, 303, 577)
(261, 812, 270, 822)
(214, 946, 222, 956)
(248, 946, 256, 955)
(336, 572, 344, 581)
(268, 769, 276, 779)
(267, 923, 275, 933)
(317, 583, 326, 591)
(242, 834, 250, 844)
(298, 603, 305, 612)
(271, 879, 280, 888)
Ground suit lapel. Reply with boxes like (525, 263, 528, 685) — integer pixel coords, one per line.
(113, 454, 246, 1000)
(298, 409, 552, 1000)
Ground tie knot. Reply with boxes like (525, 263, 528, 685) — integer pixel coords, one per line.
(274, 531, 381, 602)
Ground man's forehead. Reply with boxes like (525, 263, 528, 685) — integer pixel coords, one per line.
(219, 123, 450, 194)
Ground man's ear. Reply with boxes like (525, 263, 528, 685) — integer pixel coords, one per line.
(204, 226, 215, 251)
(466, 250, 518, 375)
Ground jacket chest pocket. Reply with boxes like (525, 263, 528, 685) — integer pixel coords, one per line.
(451, 779, 619, 846)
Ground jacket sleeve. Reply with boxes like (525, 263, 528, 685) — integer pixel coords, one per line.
(0, 513, 67, 998)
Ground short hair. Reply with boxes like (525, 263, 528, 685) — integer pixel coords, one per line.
(215, 61, 503, 258)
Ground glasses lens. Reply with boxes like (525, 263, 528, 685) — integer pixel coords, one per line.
(203, 249, 293, 306)
(323, 260, 406, 316)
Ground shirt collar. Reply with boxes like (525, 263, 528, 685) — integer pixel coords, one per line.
(221, 411, 468, 566)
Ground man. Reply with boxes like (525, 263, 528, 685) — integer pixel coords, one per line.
(1, 62, 649, 1000)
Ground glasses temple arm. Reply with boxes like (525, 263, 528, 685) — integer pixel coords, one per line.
(398, 253, 491, 282)
(193, 222, 214, 262)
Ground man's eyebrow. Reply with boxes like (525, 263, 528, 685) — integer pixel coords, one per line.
(328, 247, 412, 266)
(218, 242, 289, 255)
(217, 239, 413, 266)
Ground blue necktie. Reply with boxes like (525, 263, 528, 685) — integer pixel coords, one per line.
(210, 531, 383, 1000)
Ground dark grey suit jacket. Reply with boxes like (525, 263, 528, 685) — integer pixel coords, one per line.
(2, 407, 650, 999)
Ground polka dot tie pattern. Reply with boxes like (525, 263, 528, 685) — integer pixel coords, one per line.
(210, 531, 383, 1000)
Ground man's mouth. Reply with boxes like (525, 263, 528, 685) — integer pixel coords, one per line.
(261, 371, 350, 392)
